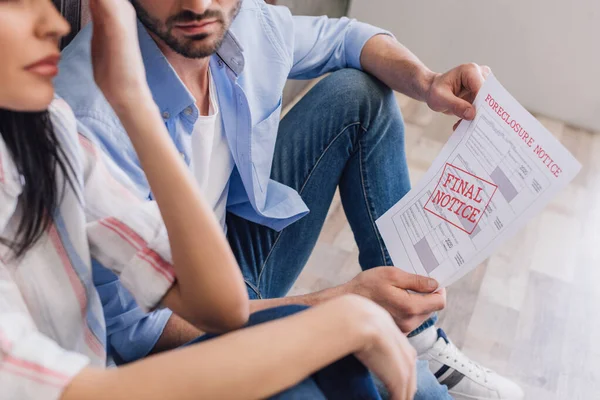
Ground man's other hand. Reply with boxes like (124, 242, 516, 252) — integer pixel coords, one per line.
(343, 267, 447, 334)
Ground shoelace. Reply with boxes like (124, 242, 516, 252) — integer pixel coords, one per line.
(438, 341, 490, 383)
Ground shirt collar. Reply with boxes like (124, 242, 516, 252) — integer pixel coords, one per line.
(137, 19, 245, 120)
(216, 31, 245, 76)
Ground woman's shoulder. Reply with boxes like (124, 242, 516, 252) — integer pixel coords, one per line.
(0, 135, 22, 233)
(48, 97, 88, 162)
(1, 98, 78, 183)
(0, 133, 22, 194)
(49, 97, 78, 136)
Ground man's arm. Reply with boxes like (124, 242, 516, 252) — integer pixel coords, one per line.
(360, 34, 491, 121)
(270, 3, 490, 122)
(154, 268, 447, 351)
(151, 292, 343, 351)
(152, 286, 347, 351)
(150, 313, 201, 353)
(93, 260, 174, 362)
(359, 35, 436, 104)
(284, 14, 389, 80)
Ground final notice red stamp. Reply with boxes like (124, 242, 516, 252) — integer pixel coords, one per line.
(424, 163, 498, 234)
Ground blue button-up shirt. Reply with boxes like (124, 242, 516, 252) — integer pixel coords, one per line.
(56, 0, 389, 363)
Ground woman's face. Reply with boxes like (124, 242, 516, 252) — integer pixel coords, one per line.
(0, 0, 70, 112)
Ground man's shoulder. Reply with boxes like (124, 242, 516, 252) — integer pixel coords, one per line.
(56, 25, 117, 127)
(231, 0, 295, 67)
(236, 0, 293, 34)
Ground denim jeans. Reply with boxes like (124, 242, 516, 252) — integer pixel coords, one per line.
(225, 69, 451, 399)
(187, 305, 381, 399)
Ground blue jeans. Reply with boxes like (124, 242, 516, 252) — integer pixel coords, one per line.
(187, 305, 381, 399)
(225, 69, 451, 399)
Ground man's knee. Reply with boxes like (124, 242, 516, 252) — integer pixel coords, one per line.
(323, 69, 396, 106)
(314, 69, 402, 131)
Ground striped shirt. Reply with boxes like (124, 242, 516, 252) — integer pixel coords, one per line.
(0, 99, 175, 400)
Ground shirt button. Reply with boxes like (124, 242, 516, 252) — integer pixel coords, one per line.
(179, 152, 186, 160)
(217, 59, 224, 68)
(162, 111, 170, 120)
(184, 107, 193, 116)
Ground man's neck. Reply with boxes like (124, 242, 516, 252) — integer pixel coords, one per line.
(152, 34, 212, 116)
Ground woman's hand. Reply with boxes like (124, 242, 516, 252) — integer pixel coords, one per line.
(89, 0, 151, 112)
(342, 295, 418, 400)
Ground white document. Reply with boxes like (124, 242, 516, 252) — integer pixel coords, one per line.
(376, 74, 582, 287)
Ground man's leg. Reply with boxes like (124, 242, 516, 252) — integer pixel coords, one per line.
(227, 69, 448, 398)
(229, 69, 438, 327)
(374, 360, 452, 400)
(187, 305, 381, 400)
(228, 68, 416, 295)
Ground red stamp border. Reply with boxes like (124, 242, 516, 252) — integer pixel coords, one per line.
(423, 163, 498, 235)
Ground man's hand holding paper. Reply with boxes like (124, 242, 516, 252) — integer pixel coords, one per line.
(425, 64, 492, 121)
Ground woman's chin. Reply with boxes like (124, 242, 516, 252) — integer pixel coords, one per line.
(2, 87, 55, 112)
(28, 85, 55, 111)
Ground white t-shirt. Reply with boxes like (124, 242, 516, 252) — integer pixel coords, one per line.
(190, 72, 234, 229)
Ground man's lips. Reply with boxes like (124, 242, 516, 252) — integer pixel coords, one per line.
(25, 54, 60, 77)
(174, 20, 219, 34)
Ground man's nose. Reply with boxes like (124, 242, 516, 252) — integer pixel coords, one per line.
(181, 0, 214, 15)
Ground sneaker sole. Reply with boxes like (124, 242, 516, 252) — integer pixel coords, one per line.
(450, 391, 524, 400)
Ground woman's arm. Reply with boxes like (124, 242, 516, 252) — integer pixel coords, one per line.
(0, 257, 414, 400)
(87, 0, 248, 331)
(63, 295, 417, 400)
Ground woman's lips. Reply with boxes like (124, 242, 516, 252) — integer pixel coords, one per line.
(25, 54, 60, 78)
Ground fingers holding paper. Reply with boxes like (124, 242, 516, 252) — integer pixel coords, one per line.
(426, 63, 492, 121)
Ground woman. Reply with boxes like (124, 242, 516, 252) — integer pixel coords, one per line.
(0, 0, 417, 399)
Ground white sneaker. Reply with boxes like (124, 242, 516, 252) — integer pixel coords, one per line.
(420, 329, 524, 400)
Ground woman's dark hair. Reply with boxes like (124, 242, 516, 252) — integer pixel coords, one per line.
(0, 109, 76, 259)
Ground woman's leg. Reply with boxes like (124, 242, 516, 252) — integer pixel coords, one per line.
(186, 305, 381, 400)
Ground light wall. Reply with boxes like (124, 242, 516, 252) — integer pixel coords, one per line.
(349, 0, 599, 131)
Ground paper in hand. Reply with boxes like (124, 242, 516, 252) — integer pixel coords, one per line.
(376, 74, 582, 287)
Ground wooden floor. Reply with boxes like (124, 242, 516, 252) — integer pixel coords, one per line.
(288, 92, 600, 399)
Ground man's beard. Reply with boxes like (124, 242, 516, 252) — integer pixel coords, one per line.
(131, 0, 241, 59)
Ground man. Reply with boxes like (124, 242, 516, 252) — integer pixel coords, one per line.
(56, 0, 524, 398)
